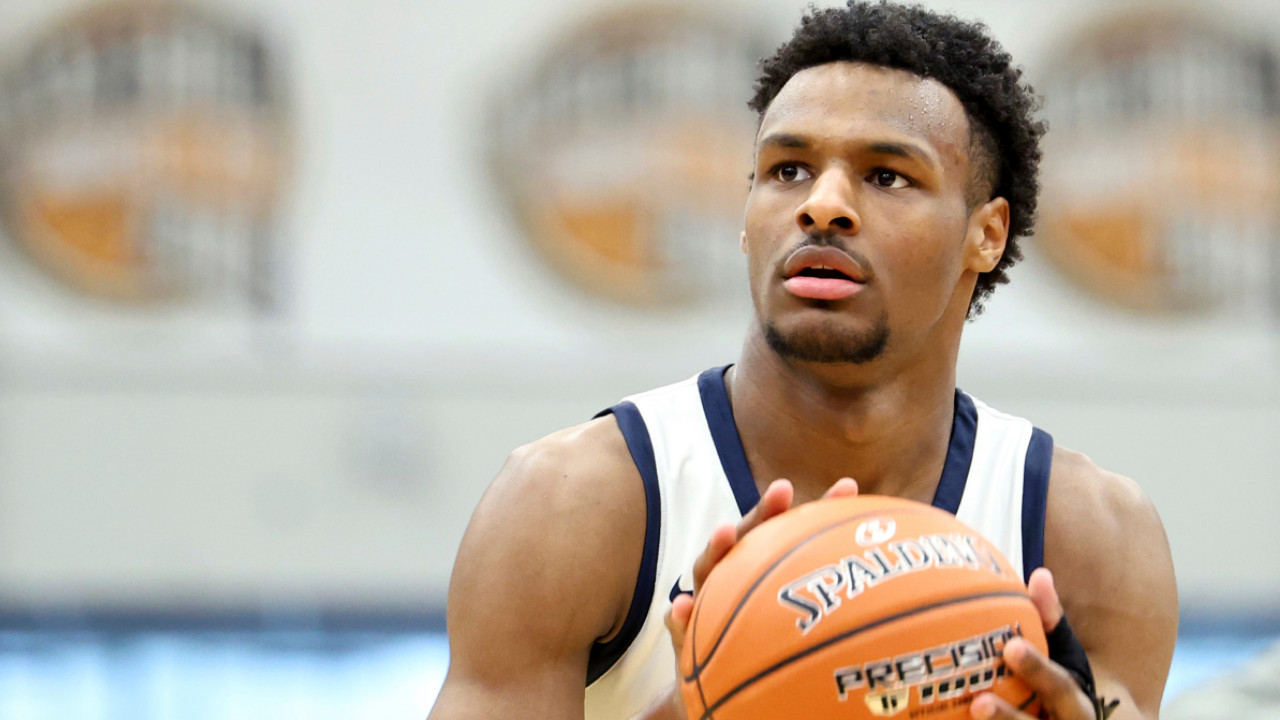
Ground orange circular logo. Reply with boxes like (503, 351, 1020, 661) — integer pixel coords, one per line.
(1038, 7, 1280, 316)
(0, 0, 291, 304)
(488, 4, 769, 308)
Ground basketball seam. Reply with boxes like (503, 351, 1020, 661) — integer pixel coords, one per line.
(687, 506, 945, 679)
(692, 592, 711, 720)
(696, 589, 1032, 720)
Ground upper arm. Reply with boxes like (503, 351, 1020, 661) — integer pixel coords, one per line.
(428, 419, 648, 720)
(1044, 448, 1178, 719)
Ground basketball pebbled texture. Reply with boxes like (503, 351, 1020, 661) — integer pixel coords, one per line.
(680, 495, 1047, 720)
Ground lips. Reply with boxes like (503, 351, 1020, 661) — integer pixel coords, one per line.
(781, 245, 867, 301)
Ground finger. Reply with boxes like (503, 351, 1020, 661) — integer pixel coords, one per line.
(666, 593, 695, 654)
(1027, 567, 1064, 632)
(734, 479, 794, 541)
(692, 481, 795, 595)
(1003, 638, 1093, 719)
(691, 523, 738, 592)
(822, 477, 859, 500)
(969, 692, 1024, 720)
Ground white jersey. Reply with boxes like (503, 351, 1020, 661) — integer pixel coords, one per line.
(582, 366, 1053, 720)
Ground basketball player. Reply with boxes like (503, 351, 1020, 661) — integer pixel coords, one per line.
(427, 3, 1177, 720)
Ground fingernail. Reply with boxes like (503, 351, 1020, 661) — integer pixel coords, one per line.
(1005, 638, 1026, 666)
(972, 698, 996, 720)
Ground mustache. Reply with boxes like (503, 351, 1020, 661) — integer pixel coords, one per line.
(786, 233, 873, 275)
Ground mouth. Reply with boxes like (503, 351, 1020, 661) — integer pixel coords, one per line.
(794, 265, 855, 282)
(782, 246, 867, 301)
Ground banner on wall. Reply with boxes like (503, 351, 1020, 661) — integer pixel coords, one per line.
(1038, 5, 1280, 319)
(0, 0, 292, 310)
(487, 4, 771, 308)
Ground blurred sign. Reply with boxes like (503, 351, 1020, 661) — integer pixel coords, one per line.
(0, 0, 291, 306)
(1039, 6, 1280, 317)
(487, 4, 769, 308)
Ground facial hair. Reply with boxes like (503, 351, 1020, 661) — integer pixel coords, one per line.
(762, 231, 889, 364)
(763, 309, 890, 365)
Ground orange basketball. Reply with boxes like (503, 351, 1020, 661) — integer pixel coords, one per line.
(680, 495, 1046, 720)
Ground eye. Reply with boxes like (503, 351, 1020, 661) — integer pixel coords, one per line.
(772, 163, 812, 184)
(870, 169, 909, 189)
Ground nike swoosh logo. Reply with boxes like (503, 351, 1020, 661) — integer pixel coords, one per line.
(669, 575, 692, 602)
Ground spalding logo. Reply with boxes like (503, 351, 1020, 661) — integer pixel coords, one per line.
(776, 533, 1003, 634)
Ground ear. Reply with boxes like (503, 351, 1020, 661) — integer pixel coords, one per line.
(964, 197, 1009, 273)
(740, 230, 748, 254)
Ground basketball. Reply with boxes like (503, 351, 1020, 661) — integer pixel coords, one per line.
(680, 495, 1047, 720)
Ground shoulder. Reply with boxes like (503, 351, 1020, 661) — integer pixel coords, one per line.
(496, 414, 641, 516)
(473, 413, 646, 579)
(453, 414, 647, 644)
(1047, 446, 1159, 538)
(1045, 446, 1164, 562)
(433, 417, 649, 715)
(1044, 445, 1169, 591)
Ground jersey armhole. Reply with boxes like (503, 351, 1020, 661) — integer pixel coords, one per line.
(696, 365, 760, 514)
(931, 390, 978, 514)
(1021, 428, 1053, 582)
(586, 402, 662, 685)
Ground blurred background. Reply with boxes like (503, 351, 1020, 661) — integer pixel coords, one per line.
(0, 0, 1276, 717)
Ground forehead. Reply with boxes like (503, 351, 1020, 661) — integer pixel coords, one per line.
(757, 62, 972, 163)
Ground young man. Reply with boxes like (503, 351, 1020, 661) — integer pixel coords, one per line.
(428, 3, 1177, 720)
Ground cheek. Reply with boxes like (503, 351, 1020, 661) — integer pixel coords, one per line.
(742, 195, 786, 274)
(879, 220, 968, 304)
(743, 192, 776, 239)
(745, 238, 777, 298)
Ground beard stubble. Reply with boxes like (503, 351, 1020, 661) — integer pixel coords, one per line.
(763, 309, 890, 365)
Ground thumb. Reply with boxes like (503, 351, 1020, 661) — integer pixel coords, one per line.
(666, 593, 695, 656)
(1027, 567, 1064, 632)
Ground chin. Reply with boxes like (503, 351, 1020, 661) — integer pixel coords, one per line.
(763, 313, 890, 365)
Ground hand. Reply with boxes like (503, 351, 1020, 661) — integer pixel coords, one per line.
(970, 568, 1096, 720)
(654, 478, 859, 720)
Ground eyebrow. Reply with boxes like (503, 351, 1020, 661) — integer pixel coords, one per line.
(757, 133, 810, 150)
(868, 141, 937, 168)
(757, 134, 938, 168)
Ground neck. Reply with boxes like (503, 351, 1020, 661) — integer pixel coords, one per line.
(730, 322, 962, 504)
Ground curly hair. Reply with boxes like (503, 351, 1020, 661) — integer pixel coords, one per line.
(749, 1, 1046, 317)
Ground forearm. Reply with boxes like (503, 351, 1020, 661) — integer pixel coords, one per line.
(429, 675, 588, 720)
(1093, 672, 1151, 720)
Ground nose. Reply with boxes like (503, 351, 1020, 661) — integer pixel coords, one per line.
(795, 169, 860, 236)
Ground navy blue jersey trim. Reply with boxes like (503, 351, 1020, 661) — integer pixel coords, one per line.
(697, 366, 760, 515)
(931, 390, 978, 514)
(586, 402, 662, 686)
(1021, 427, 1053, 582)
